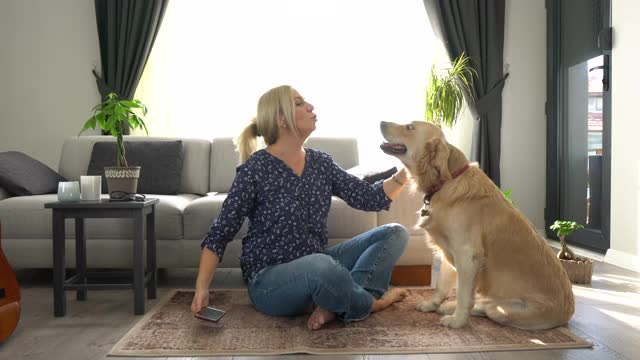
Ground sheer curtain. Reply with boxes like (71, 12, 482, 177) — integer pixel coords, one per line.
(134, 0, 438, 167)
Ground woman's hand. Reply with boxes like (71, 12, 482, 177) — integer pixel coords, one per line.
(191, 287, 210, 313)
(383, 167, 410, 200)
(393, 167, 410, 186)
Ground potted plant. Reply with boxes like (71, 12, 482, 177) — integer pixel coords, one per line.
(425, 53, 477, 128)
(550, 220, 594, 285)
(79, 92, 148, 195)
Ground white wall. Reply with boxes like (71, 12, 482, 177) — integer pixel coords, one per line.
(605, 0, 640, 271)
(501, 0, 547, 229)
(0, 0, 101, 170)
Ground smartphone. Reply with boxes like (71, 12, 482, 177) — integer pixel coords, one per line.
(194, 306, 226, 322)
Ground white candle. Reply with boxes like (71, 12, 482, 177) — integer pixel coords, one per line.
(80, 176, 102, 201)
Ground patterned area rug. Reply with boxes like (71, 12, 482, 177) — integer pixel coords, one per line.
(109, 289, 591, 356)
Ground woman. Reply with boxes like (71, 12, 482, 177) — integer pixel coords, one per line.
(191, 85, 410, 330)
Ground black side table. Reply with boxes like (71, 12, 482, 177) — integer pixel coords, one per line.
(44, 199, 159, 316)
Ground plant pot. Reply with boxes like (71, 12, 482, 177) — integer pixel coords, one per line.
(559, 258, 594, 285)
(104, 166, 141, 194)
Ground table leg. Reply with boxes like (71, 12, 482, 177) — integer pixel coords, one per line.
(133, 211, 145, 315)
(75, 218, 87, 301)
(52, 210, 66, 317)
(146, 206, 157, 299)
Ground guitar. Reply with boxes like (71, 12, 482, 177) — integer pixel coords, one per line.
(0, 222, 20, 343)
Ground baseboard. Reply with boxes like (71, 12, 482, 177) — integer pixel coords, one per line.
(391, 265, 431, 286)
(604, 248, 640, 273)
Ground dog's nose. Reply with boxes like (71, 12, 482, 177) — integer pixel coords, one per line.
(380, 121, 389, 131)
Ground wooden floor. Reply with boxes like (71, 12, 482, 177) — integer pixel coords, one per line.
(1, 260, 639, 360)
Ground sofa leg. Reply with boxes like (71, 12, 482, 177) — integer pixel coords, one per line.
(390, 265, 431, 286)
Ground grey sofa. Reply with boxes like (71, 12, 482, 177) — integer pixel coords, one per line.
(0, 136, 432, 272)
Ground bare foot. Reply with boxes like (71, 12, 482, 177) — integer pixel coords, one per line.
(372, 288, 409, 313)
(307, 306, 336, 330)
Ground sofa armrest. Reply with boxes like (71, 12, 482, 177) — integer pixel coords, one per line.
(347, 165, 397, 184)
(380, 188, 434, 271)
(0, 186, 12, 201)
(378, 188, 423, 235)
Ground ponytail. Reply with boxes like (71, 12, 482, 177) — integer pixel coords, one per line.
(235, 118, 260, 163)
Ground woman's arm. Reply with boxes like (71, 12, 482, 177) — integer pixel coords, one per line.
(194, 164, 256, 312)
(201, 164, 256, 261)
(382, 167, 409, 200)
(192, 248, 221, 313)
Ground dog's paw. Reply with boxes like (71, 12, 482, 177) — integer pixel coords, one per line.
(440, 314, 469, 328)
(416, 300, 438, 312)
(436, 300, 456, 315)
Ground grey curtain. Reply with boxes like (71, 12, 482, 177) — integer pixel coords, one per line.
(423, 0, 507, 185)
(93, 0, 169, 101)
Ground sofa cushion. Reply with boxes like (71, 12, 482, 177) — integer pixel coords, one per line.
(0, 186, 12, 201)
(377, 189, 424, 236)
(58, 136, 211, 195)
(183, 194, 249, 240)
(81, 194, 197, 240)
(0, 194, 198, 240)
(347, 165, 397, 184)
(209, 137, 359, 193)
(0, 194, 59, 239)
(87, 141, 184, 195)
(326, 197, 378, 238)
(0, 151, 67, 196)
(183, 194, 248, 268)
(209, 139, 241, 193)
(305, 137, 359, 170)
(183, 194, 375, 240)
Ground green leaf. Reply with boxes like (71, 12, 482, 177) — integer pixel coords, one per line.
(120, 100, 141, 108)
(95, 112, 107, 124)
(78, 117, 97, 135)
(129, 115, 139, 127)
(550, 220, 584, 237)
(105, 116, 116, 130)
(424, 53, 476, 128)
(138, 117, 149, 135)
(80, 92, 150, 165)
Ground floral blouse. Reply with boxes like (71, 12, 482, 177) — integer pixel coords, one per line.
(201, 148, 392, 282)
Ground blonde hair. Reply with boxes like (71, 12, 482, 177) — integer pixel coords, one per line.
(235, 85, 299, 163)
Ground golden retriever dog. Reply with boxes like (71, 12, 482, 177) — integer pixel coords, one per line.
(380, 120, 574, 330)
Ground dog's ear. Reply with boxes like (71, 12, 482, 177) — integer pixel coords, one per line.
(416, 137, 451, 187)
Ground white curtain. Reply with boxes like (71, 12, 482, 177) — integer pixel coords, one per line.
(134, 0, 438, 167)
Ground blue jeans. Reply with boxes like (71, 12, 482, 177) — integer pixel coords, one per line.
(247, 223, 409, 322)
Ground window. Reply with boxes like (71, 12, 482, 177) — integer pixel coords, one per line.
(134, 0, 438, 166)
(588, 96, 603, 112)
(588, 96, 597, 112)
